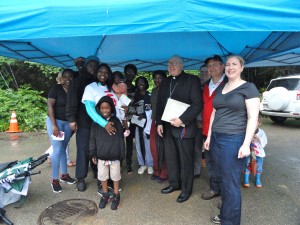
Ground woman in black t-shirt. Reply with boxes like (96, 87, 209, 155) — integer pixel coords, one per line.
(46, 69, 76, 193)
(204, 55, 260, 225)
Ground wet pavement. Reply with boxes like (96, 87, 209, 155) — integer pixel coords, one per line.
(0, 118, 299, 225)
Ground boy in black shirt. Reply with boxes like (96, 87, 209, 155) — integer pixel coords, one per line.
(89, 96, 125, 210)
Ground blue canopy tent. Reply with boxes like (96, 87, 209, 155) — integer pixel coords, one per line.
(0, 0, 300, 71)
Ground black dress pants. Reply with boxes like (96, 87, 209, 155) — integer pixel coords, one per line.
(164, 135, 195, 195)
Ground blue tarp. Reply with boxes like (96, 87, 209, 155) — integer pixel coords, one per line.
(0, 0, 300, 71)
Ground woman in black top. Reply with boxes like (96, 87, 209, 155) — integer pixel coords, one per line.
(46, 69, 76, 193)
(204, 55, 260, 225)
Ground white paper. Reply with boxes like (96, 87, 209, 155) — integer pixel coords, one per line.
(161, 98, 190, 127)
(119, 94, 131, 106)
(131, 115, 146, 127)
(51, 131, 65, 141)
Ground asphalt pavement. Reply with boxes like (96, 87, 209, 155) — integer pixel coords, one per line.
(0, 117, 299, 225)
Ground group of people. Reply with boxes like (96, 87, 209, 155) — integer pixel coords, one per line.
(46, 53, 267, 224)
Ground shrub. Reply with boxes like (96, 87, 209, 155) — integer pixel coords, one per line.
(0, 85, 47, 132)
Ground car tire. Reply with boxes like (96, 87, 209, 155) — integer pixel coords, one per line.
(270, 116, 287, 123)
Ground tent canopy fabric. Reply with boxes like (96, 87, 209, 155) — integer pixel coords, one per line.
(0, 0, 300, 71)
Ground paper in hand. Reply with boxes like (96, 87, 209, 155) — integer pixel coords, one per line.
(131, 115, 146, 127)
(51, 131, 65, 141)
(161, 98, 190, 127)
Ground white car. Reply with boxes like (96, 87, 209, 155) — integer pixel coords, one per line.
(260, 75, 300, 122)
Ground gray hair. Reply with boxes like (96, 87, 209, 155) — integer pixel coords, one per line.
(170, 55, 184, 65)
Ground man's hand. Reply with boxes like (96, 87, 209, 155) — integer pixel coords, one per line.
(170, 117, 183, 127)
(92, 156, 97, 165)
(157, 125, 164, 137)
(105, 122, 117, 135)
(69, 122, 77, 132)
(196, 120, 202, 128)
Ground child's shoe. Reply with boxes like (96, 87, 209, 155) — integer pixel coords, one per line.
(243, 172, 250, 187)
(99, 192, 110, 209)
(111, 193, 120, 210)
(255, 173, 262, 188)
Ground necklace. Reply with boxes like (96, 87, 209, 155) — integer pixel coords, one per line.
(169, 78, 179, 98)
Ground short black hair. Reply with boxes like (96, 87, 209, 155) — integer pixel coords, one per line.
(112, 71, 124, 82)
(124, 64, 137, 75)
(204, 55, 223, 65)
(152, 70, 167, 79)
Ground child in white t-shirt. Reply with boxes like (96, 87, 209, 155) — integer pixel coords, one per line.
(243, 116, 267, 188)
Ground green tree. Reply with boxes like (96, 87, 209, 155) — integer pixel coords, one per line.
(0, 56, 60, 97)
(0, 85, 47, 132)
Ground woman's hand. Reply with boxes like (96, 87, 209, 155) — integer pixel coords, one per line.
(204, 137, 210, 150)
(121, 105, 128, 112)
(238, 144, 250, 158)
(52, 124, 59, 136)
(105, 122, 117, 135)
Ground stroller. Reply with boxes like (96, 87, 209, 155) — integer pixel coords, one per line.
(0, 154, 48, 225)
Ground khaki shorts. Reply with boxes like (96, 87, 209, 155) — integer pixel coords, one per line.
(97, 160, 121, 181)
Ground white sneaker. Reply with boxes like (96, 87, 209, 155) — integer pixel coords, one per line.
(147, 166, 154, 174)
(138, 166, 147, 174)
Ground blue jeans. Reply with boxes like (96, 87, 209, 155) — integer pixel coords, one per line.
(135, 127, 153, 166)
(211, 132, 245, 225)
(244, 156, 264, 173)
(46, 117, 72, 180)
(204, 136, 221, 193)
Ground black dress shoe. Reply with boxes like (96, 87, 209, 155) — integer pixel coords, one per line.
(177, 193, 190, 203)
(161, 185, 180, 194)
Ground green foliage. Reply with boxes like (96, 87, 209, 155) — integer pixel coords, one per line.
(0, 85, 47, 132)
(0, 56, 60, 97)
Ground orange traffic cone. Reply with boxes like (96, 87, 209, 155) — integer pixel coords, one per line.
(6, 111, 22, 133)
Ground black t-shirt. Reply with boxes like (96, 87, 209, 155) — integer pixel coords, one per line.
(134, 92, 151, 117)
(48, 84, 68, 121)
(212, 82, 259, 134)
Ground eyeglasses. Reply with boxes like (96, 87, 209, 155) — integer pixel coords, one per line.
(168, 61, 182, 67)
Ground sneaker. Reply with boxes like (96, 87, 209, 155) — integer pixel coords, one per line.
(147, 166, 154, 174)
(138, 166, 147, 174)
(201, 189, 221, 200)
(76, 179, 86, 192)
(60, 174, 76, 184)
(98, 185, 114, 198)
(111, 193, 120, 210)
(99, 192, 110, 209)
(211, 214, 221, 224)
(51, 179, 62, 193)
(127, 166, 133, 175)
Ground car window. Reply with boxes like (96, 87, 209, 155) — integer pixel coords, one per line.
(267, 78, 300, 91)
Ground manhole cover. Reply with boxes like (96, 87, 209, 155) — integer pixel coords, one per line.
(38, 199, 98, 225)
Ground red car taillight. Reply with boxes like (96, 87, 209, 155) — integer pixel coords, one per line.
(297, 90, 300, 100)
